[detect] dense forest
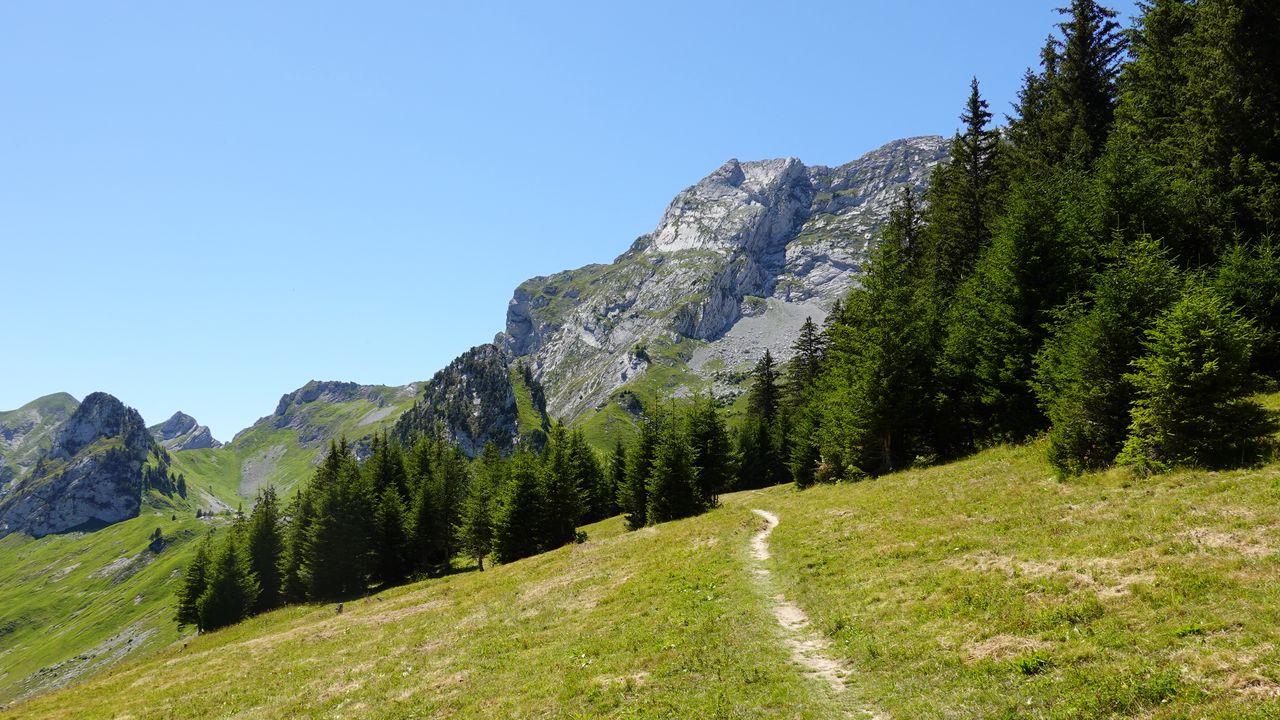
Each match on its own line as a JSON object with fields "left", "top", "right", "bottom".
{"left": 176, "top": 0, "right": 1280, "bottom": 632}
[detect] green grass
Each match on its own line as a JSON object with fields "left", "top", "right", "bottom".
{"left": 7, "top": 511, "right": 847, "bottom": 719}
{"left": 746, "top": 443, "right": 1280, "bottom": 718}
{"left": 0, "top": 512, "right": 214, "bottom": 704}
{"left": 509, "top": 368, "right": 548, "bottom": 437}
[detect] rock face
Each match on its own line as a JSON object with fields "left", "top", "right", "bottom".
{"left": 148, "top": 411, "right": 222, "bottom": 451}
{"left": 0, "top": 392, "right": 154, "bottom": 538}
{"left": 499, "top": 136, "right": 948, "bottom": 421}
{"left": 394, "top": 344, "right": 550, "bottom": 457}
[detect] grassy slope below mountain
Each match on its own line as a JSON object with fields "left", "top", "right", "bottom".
{"left": 12, "top": 399, "right": 1280, "bottom": 718}
{"left": 0, "top": 511, "right": 209, "bottom": 704}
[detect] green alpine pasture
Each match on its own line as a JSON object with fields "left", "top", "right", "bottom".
{"left": 9, "top": 434, "right": 1280, "bottom": 718}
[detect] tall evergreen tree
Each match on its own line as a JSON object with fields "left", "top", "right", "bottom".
{"left": 646, "top": 412, "right": 702, "bottom": 523}
{"left": 245, "top": 486, "right": 284, "bottom": 613}
{"left": 371, "top": 485, "right": 409, "bottom": 586}
{"left": 620, "top": 413, "right": 660, "bottom": 529}
{"left": 737, "top": 351, "right": 788, "bottom": 488}
{"left": 176, "top": 533, "right": 213, "bottom": 631}
{"left": 459, "top": 443, "right": 503, "bottom": 569}
{"left": 539, "top": 423, "right": 583, "bottom": 548}
{"left": 302, "top": 440, "right": 373, "bottom": 599}
{"left": 491, "top": 452, "right": 545, "bottom": 563}
{"left": 686, "top": 397, "right": 731, "bottom": 506}
{"left": 197, "top": 530, "right": 259, "bottom": 632}
{"left": 1034, "top": 237, "right": 1183, "bottom": 474}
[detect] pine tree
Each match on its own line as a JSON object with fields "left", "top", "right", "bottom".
{"left": 569, "top": 429, "right": 609, "bottom": 523}
{"left": 491, "top": 452, "right": 545, "bottom": 563}
{"left": 620, "top": 413, "right": 660, "bottom": 529}
{"left": 176, "top": 533, "right": 212, "bottom": 631}
{"left": 245, "top": 486, "right": 284, "bottom": 613}
{"left": 738, "top": 351, "right": 787, "bottom": 488}
{"left": 459, "top": 443, "right": 503, "bottom": 569}
{"left": 302, "top": 440, "right": 373, "bottom": 599}
{"left": 686, "top": 397, "right": 730, "bottom": 507}
{"left": 921, "top": 78, "right": 1005, "bottom": 298}
{"left": 1034, "top": 237, "right": 1183, "bottom": 475}
{"left": 197, "top": 530, "right": 260, "bottom": 632}
{"left": 646, "top": 411, "right": 702, "bottom": 523}
{"left": 1214, "top": 239, "right": 1280, "bottom": 378}
{"left": 536, "top": 423, "right": 582, "bottom": 549}
{"left": 786, "top": 317, "right": 825, "bottom": 401}
{"left": 1119, "top": 285, "right": 1277, "bottom": 472}
{"left": 817, "top": 188, "right": 934, "bottom": 475}
{"left": 371, "top": 485, "right": 409, "bottom": 586}
{"left": 608, "top": 438, "right": 627, "bottom": 514}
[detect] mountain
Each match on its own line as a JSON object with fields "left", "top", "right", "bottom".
{"left": 498, "top": 136, "right": 948, "bottom": 439}
{"left": 394, "top": 343, "right": 550, "bottom": 456}
{"left": 166, "top": 380, "right": 422, "bottom": 504}
{"left": 0, "top": 393, "right": 79, "bottom": 492}
{"left": 0, "top": 393, "right": 155, "bottom": 538}
{"left": 148, "top": 412, "right": 222, "bottom": 451}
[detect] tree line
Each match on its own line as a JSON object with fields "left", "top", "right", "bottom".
{"left": 175, "top": 401, "right": 738, "bottom": 632}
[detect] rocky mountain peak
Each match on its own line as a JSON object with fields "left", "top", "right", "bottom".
{"left": 0, "top": 392, "right": 154, "bottom": 538}
{"left": 500, "top": 135, "right": 949, "bottom": 422}
{"left": 50, "top": 392, "right": 150, "bottom": 461}
{"left": 149, "top": 411, "right": 223, "bottom": 451}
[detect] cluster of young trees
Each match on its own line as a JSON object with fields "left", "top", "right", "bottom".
{"left": 615, "top": 397, "right": 733, "bottom": 529}
{"left": 787, "top": 0, "right": 1279, "bottom": 482}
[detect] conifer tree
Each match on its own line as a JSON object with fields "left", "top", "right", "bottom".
{"left": 245, "top": 486, "right": 284, "bottom": 613}
{"left": 176, "top": 534, "right": 212, "bottom": 631}
{"left": 608, "top": 438, "right": 627, "bottom": 513}
{"left": 371, "top": 485, "right": 409, "bottom": 586}
{"left": 459, "top": 443, "right": 503, "bottom": 569}
{"left": 197, "top": 530, "right": 260, "bottom": 632}
{"left": 303, "top": 440, "right": 373, "bottom": 599}
{"left": 620, "top": 413, "right": 660, "bottom": 529}
{"left": 1119, "top": 285, "right": 1277, "bottom": 472}
{"left": 569, "top": 429, "right": 610, "bottom": 523}
{"left": 1034, "top": 237, "right": 1183, "bottom": 474}
{"left": 646, "top": 412, "right": 702, "bottom": 523}
{"left": 538, "top": 423, "right": 583, "bottom": 548}
{"left": 737, "top": 351, "right": 787, "bottom": 488}
{"left": 786, "top": 317, "right": 825, "bottom": 401}
{"left": 491, "top": 452, "right": 545, "bottom": 563}
{"left": 686, "top": 397, "right": 730, "bottom": 506}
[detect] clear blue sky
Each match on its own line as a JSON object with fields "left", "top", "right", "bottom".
{"left": 0, "top": 1, "right": 1138, "bottom": 440}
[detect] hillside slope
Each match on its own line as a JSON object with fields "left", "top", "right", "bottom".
{"left": 10, "top": 439, "right": 1279, "bottom": 719}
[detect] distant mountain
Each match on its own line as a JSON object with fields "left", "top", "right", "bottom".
{"left": 0, "top": 392, "right": 79, "bottom": 491}
{"left": 164, "top": 380, "right": 423, "bottom": 503}
{"left": 149, "top": 411, "right": 222, "bottom": 451}
{"left": 494, "top": 136, "right": 948, "bottom": 442}
{"left": 0, "top": 393, "right": 155, "bottom": 538}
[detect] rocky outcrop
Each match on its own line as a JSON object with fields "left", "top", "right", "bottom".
{"left": 148, "top": 412, "right": 222, "bottom": 451}
{"left": 500, "top": 136, "right": 948, "bottom": 420}
{"left": 0, "top": 393, "right": 154, "bottom": 538}
{"left": 394, "top": 344, "right": 549, "bottom": 457}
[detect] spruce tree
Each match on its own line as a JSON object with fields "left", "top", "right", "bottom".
{"left": 491, "top": 452, "right": 545, "bottom": 563}
{"left": 197, "top": 531, "right": 260, "bottom": 632}
{"left": 245, "top": 486, "right": 284, "bottom": 613}
{"left": 302, "top": 441, "right": 373, "bottom": 599}
{"left": 539, "top": 423, "right": 582, "bottom": 548}
{"left": 176, "top": 534, "right": 212, "bottom": 631}
{"left": 1034, "top": 237, "right": 1183, "bottom": 475}
{"left": 459, "top": 443, "right": 503, "bottom": 569}
{"left": 686, "top": 397, "right": 730, "bottom": 507}
{"left": 646, "top": 410, "right": 702, "bottom": 523}
{"left": 620, "top": 413, "right": 660, "bottom": 529}
{"left": 1119, "top": 285, "right": 1277, "bottom": 472}
{"left": 371, "top": 485, "right": 409, "bottom": 586}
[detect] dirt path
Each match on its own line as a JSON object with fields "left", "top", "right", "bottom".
{"left": 749, "top": 509, "right": 884, "bottom": 719}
